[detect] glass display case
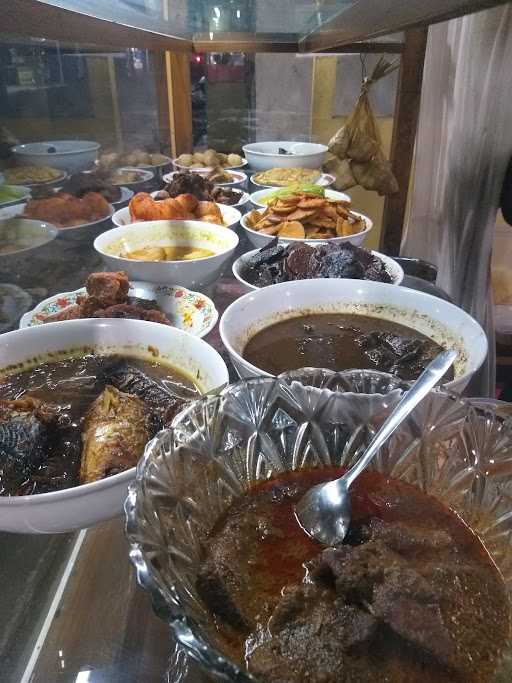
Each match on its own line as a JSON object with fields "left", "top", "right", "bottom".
{"left": 1, "top": 2, "right": 510, "bottom": 682}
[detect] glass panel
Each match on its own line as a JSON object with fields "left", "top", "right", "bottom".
{"left": 27, "top": 0, "right": 355, "bottom": 39}
{"left": 0, "top": 34, "right": 404, "bottom": 682}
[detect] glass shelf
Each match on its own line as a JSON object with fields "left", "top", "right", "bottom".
{"left": 5, "top": 0, "right": 506, "bottom": 52}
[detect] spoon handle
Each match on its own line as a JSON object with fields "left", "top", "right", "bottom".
{"left": 343, "top": 349, "right": 457, "bottom": 490}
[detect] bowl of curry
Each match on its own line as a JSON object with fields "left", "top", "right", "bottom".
{"left": 218, "top": 278, "right": 487, "bottom": 393}
{"left": 126, "top": 370, "right": 512, "bottom": 683}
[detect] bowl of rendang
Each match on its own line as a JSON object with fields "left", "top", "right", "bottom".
{"left": 0, "top": 317, "right": 229, "bottom": 533}
{"left": 219, "top": 278, "right": 487, "bottom": 392}
{"left": 94, "top": 219, "right": 239, "bottom": 288}
{"left": 126, "top": 370, "right": 512, "bottom": 683}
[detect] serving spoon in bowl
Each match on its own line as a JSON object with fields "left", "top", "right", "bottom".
{"left": 295, "top": 349, "right": 457, "bottom": 547}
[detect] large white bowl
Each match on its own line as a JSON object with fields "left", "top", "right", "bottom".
{"left": 95, "top": 219, "right": 239, "bottom": 288}
{"left": 232, "top": 247, "right": 404, "bottom": 293}
{"left": 240, "top": 208, "right": 372, "bottom": 248}
{"left": 243, "top": 141, "right": 328, "bottom": 171}
{"left": 219, "top": 279, "right": 488, "bottom": 393}
{"left": 0, "top": 318, "right": 229, "bottom": 534}
{"left": 112, "top": 202, "right": 241, "bottom": 230}
{"left": 12, "top": 140, "right": 100, "bottom": 173}
{"left": 0, "top": 201, "right": 114, "bottom": 242}
{"left": 250, "top": 187, "right": 351, "bottom": 209}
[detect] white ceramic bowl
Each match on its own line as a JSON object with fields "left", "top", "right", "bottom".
{"left": 232, "top": 247, "right": 404, "bottom": 293}
{"left": 95, "top": 220, "right": 239, "bottom": 288}
{"left": 219, "top": 279, "right": 487, "bottom": 393}
{"left": 12, "top": 140, "right": 100, "bottom": 173}
{"left": 243, "top": 141, "right": 328, "bottom": 171}
{"left": 112, "top": 202, "right": 241, "bottom": 230}
{"left": 109, "top": 166, "right": 155, "bottom": 191}
{"left": 250, "top": 172, "right": 335, "bottom": 189}
{"left": 20, "top": 282, "right": 218, "bottom": 338}
{"left": 250, "top": 187, "right": 350, "bottom": 209}
{"left": 0, "top": 184, "right": 32, "bottom": 208}
{"left": 0, "top": 201, "right": 114, "bottom": 242}
{"left": 0, "top": 218, "right": 58, "bottom": 262}
{"left": 0, "top": 318, "right": 229, "bottom": 534}
{"left": 163, "top": 169, "right": 247, "bottom": 189}
{"left": 240, "top": 209, "right": 372, "bottom": 249}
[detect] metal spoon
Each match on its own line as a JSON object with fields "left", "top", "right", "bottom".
{"left": 295, "top": 349, "right": 457, "bottom": 547}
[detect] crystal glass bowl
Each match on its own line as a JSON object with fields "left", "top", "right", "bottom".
{"left": 125, "top": 370, "right": 512, "bottom": 682}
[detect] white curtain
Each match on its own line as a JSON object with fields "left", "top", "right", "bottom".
{"left": 401, "top": 4, "right": 512, "bottom": 396}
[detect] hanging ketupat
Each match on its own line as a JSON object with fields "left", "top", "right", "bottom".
{"left": 325, "top": 57, "right": 399, "bottom": 196}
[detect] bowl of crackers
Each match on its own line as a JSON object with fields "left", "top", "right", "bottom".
{"left": 240, "top": 190, "right": 372, "bottom": 248}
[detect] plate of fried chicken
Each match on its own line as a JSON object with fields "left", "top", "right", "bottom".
{"left": 19, "top": 271, "right": 218, "bottom": 337}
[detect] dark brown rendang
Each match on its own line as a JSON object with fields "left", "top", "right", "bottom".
{"left": 243, "top": 313, "right": 453, "bottom": 381}
{"left": 197, "top": 468, "right": 510, "bottom": 682}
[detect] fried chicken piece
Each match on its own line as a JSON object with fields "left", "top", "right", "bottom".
{"left": 196, "top": 201, "right": 222, "bottom": 222}
{"left": 23, "top": 192, "right": 110, "bottom": 227}
{"left": 129, "top": 192, "right": 188, "bottom": 221}
{"left": 174, "top": 193, "right": 198, "bottom": 213}
{"left": 85, "top": 271, "right": 129, "bottom": 307}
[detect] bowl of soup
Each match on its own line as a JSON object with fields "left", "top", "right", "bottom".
{"left": 219, "top": 279, "right": 487, "bottom": 392}
{"left": 0, "top": 318, "right": 229, "bottom": 533}
{"left": 126, "top": 370, "right": 512, "bottom": 682}
{"left": 94, "top": 220, "right": 239, "bottom": 288}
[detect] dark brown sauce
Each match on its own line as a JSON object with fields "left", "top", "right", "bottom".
{"left": 198, "top": 468, "right": 510, "bottom": 683}
{"left": 0, "top": 355, "right": 198, "bottom": 495}
{"left": 243, "top": 313, "right": 454, "bottom": 382}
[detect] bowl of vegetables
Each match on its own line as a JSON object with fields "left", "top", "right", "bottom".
{"left": 0, "top": 184, "right": 31, "bottom": 208}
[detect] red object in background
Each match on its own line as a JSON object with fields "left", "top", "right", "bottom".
{"left": 207, "top": 64, "right": 245, "bottom": 82}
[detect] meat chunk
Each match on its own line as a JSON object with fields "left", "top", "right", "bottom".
{"left": 91, "top": 302, "right": 170, "bottom": 325}
{"left": 85, "top": 271, "right": 129, "bottom": 306}
{"left": 43, "top": 304, "right": 82, "bottom": 322}
{"left": 372, "top": 573, "right": 455, "bottom": 671}
{"left": 249, "top": 585, "right": 377, "bottom": 683}
{"left": 306, "top": 540, "right": 402, "bottom": 603}
{"left": 366, "top": 518, "right": 452, "bottom": 554}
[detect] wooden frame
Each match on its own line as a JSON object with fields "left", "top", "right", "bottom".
{"left": 380, "top": 29, "right": 428, "bottom": 255}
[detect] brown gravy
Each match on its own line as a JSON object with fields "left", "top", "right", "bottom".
{"left": 197, "top": 468, "right": 510, "bottom": 682}
{"left": 243, "top": 313, "right": 454, "bottom": 381}
{"left": 0, "top": 354, "right": 198, "bottom": 495}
